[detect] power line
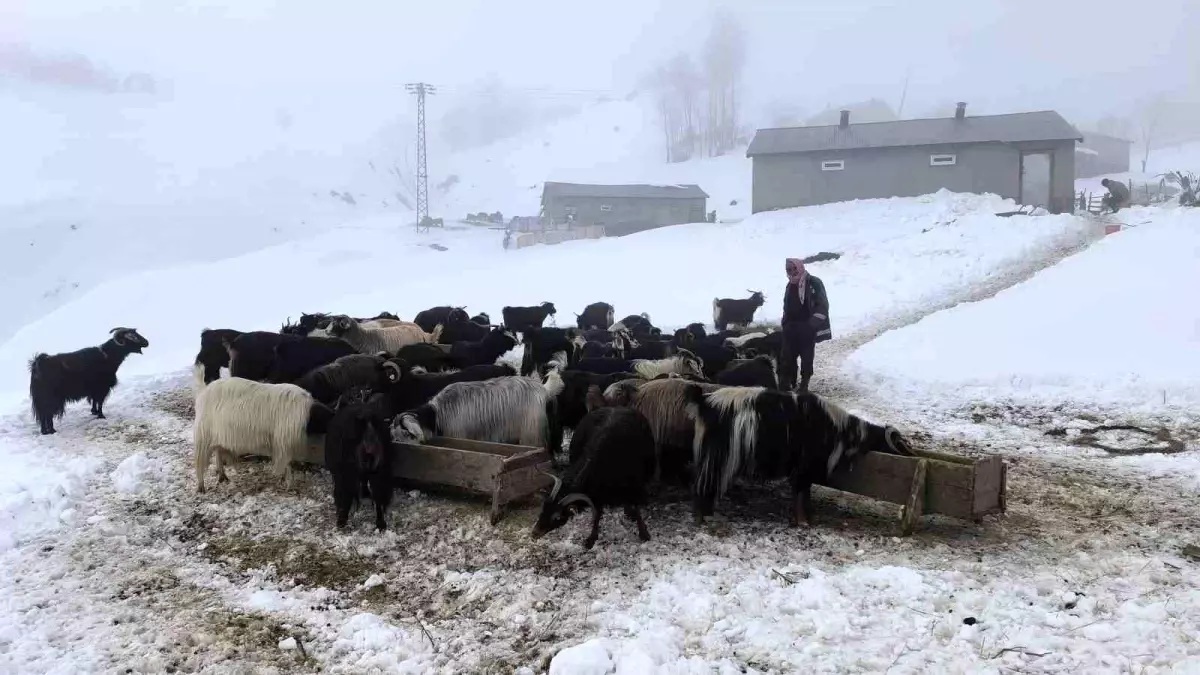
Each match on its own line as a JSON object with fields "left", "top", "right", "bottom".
{"left": 405, "top": 82, "right": 436, "bottom": 231}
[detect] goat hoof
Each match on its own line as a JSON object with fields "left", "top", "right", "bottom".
{"left": 40, "top": 428, "right": 56, "bottom": 435}
{"left": 217, "top": 474, "right": 229, "bottom": 484}
{"left": 582, "top": 538, "right": 597, "bottom": 550}
{"left": 638, "top": 531, "right": 651, "bottom": 542}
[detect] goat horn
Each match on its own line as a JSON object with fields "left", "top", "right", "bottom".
{"left": 556, "top": 492, "right": 594, "bottom": 510}
{"left": 538, "top": 469, "right": 562, "bottom": 499}
{"left": 382, "top": 360, "right": 403, "bottom": 382}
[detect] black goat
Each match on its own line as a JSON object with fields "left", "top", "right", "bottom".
{"left": 437, "top": 318, "right": 491, "bottom": 345}
{"left": 393, "top": 343, "right": 457, "bottom": 373}
{"left": 225, "top": 331, "right": 297, "bottom": 381}
{"left": 680, "top": 342, "right": 737, "bottom": 379}
{"left": 627, "top": 338, "right": 672, "bottom": 360}
{"left": 685, "top": 386, "right": 914, "bottom": 526}
{"left": 194, "top": 328, "right": 243, "bottom": 386}
{"left": 448, "top": 326, "right": 518, "bottom": 368}
{"left": 580, "top": 341, "right": 619, "bottom": 359}
{"left": 737, "top": 332, "right": 786, "bottom": 359}
{"left": 712, "top": 291, "right": 765, "bottom": 331}
{"left": 29, "top": 328, "right": 150, "bottom": 435}
{"left": 294, "top": 353, "right": 389, "bottom": 405}
{"left": 263, "top": 336, "right": 358, "bottom": 383}
{"left": 556, "top": 370, "right": 638, "bottom": 429}
{"left": 324, "top": 395, "right": 395, "bottom": 531}
{"left": 413, "top": 306, "right": 469, "bottom": 334}
{"left": 531, "top": 395, "right": 655, "bottom": 549}
{"left": 576, "top": 302, "right": 615, "bottom": 330}
{"left": 502, "top": 302, "right": 557, "bottom": 335}
{"left": 715, "top": 356, "right": 778, "bottom": 389}
{"left": 469, "top": 313, "right": 491, "bottom": 326}
{"left": 520, "top": 326, "right": 578, "bottom": 376}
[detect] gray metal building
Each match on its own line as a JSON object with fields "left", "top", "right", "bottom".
{"left": 747, "top": 104, "right": 1083, "bottom": 214}
{"left": 540, "top": 182, "right": 708, "bottom": 233}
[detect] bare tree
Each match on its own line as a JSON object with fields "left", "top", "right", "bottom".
{"left": 1138, "top": 95, "right": 1166, "bottom": 173}
{"left": 702, "top": 8, "right": 747, "bottom": 157}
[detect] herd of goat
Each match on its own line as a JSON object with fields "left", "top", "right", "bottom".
{"left": 27, "top": 295, "right": 913, "bottom": 549}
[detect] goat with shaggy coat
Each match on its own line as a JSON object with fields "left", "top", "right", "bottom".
{"left": 194, "top": 328, "right": 243, "bottom": 388}
{"left": 713, "top": 291, "right": 766, "bottom": 331}
{"left": 556, "top": 370, "right": 638, "bottom": 429}
{"left": 501, "top": 302, "right": 557, "bottom": 335}
{"left": 532, "top": 388, "right": 655, "bottom": 549}
{"left": 573, "top": 349, "right": 704, "bottom": 381}
{"left": 294, "top": 353, "right": 389, "bottom": 405}
{"left": 193, "top": 377, "right": 334, "bottom": 492}
{"left": 324, "top": 395, "right": 395, "bottom": 530}
{"left": 391, "top": 371, "right": 564, "bottom": 454}
{"left": 393, "top": 343, "right": 457, "bottom": 373}
{"left": 264, "top": 336, "right": 358, "bottom": 384}
{"left": 225, "top": 331, "right": 297, "bottom": 382}
{"left": 282, "top": 312, "right": 399, "bottom": 337}
{"left": 684, "top": 386, "right": 914, "bottom": 526}
{"left": 576, "top": 302, "right": 615, "bottom": 330}
{"left": 29, "top": 327, "right": 149, "bottom": 435}
{"left": 715, "top": 356, "right": 778, "bottom": 389}
{"left": 519, "top": 326, "right": 578, "bottom": 376}
{"left": 378, "top": 360, "right": 517, "bottom": 413}
{"left": 412, "top": 306, "right": 469, "bottom": 334}
{"left": 327, "top": 315, "right": 442, "bottom": 353}
{"left": 469, "top": 313, "right": 490, "bottom": 326}
{"left": 602, "top": 377, "right": 725, "bottom": 483}
{"left": 447, "top": 326, "right": 517, "bottom": 368}
{"left": 437, "top": 318, "right": 491, "bottom": 345}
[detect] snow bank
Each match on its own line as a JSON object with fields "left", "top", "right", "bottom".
{"left": 550, "top": 555, "right": 1200, "bottom": 673}
{"left": 0, "top": 430, "right": 104, "bottom": 552}
{"left": 110, "top": 451, "right": 163, "bottom": 496}
{"left": 0, "top": 191, "right": 1093, "bottom": 411}
{"left": 846, "top": 207, "right": 1200, "bottom": 411}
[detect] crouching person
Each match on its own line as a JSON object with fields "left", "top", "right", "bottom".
{"left": 778, "top": 258, "right": 831, "bottom": 392}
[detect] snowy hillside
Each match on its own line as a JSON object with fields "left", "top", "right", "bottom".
{"left": 433, "top": 100, "right": 752, "bottom": 222}
{"left": 846, "top": 205, "right": 1200, "bottom": 411}
{"left": 0, "top": 191, "right": 1091, "bottom": 411}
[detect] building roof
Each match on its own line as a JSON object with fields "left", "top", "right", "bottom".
{"left": 541, "top": 182, "right": 708, "bottom": 200}
{"left": 746, "top": 110, "right": 1083, "bottom": 156}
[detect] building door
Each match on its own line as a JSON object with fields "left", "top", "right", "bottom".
{"left": 1020, "top": 152, "right": 1052, "bottom": 208}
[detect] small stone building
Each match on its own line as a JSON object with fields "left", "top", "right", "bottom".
{"left": 747, "top": 104, "right": 1083, "bottom": 214}
{"left": 540, "top": 182, "right": 708, "bottom": 232}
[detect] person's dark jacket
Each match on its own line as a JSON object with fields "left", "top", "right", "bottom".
{"left": 1105, "top": 180, "right": 1130, "bottom": 203}
{"left": 782, "top": 275, "right": 831, "bottom": 343}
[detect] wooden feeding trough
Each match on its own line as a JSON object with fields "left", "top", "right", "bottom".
{"left": 295, "top": 437, "right": 553, "bottom": 525}
{"left": 820, "top": 448, "right": 1007, "bottom": 535}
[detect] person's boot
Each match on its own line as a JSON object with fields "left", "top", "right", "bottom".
{"left": 797, "top": 374, "right": 811, "bottom": 393}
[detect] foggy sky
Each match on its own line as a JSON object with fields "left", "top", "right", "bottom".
{"left": 3, "top": 0, "right": 1195, "bottom": 126}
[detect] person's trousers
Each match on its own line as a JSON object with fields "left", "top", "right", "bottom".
{"left": 778, "top": 322, "right": 815, "bottom": 390}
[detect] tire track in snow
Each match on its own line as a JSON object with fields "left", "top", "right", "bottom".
{"left": 813, "top": 217, "right": 1109, "bottom": 411}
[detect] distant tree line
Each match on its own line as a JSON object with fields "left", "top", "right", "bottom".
{"left": 645, "top": 9, "right": 747, "bottom": 163}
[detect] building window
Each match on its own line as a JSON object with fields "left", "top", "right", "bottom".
{"left": 821, "top": 160, "right": 845, "bottom": 171}
{"left": 600, "top": 204, "right": 612, "bottom": 212}
{"left": 930, "top": 153, "right": 957, "bottom": 166}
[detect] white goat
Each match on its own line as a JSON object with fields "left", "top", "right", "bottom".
{"left": 194, "top": 377, "right": 322, "bottom": 492}
{"left": 632, "top": 348, "right": 705, "bottom": 380}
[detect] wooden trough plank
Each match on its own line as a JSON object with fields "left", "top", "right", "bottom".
{"left": 422, "top": 437, "right": 538, "bottom": 458}
{"left": 973, "top": 456, "right": 1006, "bottom": 516}
{"left": 920, "top": 460, "right": 978, "bottom": 520}
{"left": 823, "top": 452, "right": 921, "bottom": 506}
{"left": 394, "top": 442, "right": 498, "bottom": 495}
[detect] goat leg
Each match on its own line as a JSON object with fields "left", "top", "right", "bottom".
{"left": 89, "top": 398, "right": 106, "bottom": 418}
{"left": 624, "top": 505, "right": 651, "bottom": 542}
{"left": 582, "top": 506, "right": 603, "bottom": 550}
{"left": 333, "top": 477, "right": 355, "bottom": 529}
{"left": 790, "top": 481, "right": 814, "bottom": 527}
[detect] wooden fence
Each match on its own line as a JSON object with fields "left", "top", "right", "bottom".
{"left": 1077, "top": 178, "right": 1177, "bottom": 214}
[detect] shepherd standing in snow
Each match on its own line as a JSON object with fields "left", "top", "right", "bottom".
{"left": 779, "top": 258, "right": 831, "bottom": 392}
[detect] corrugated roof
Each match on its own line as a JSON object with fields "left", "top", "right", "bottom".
{"left": 541, "top": 182, "right": 708, "bottom": 200}
{"left": 746, "top": 111, "right": 1082, "bottom": 156}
